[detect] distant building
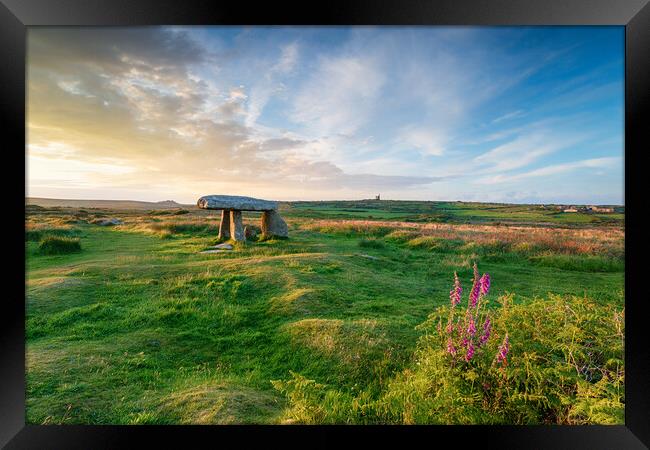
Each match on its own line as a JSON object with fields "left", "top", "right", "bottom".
{"left": 375, "top": 194, "right": 380, "bottom": 200}
{"left": 563, "top": 208, "right": 578, "bottom": 213}
{"left": 586, "top": 205, "right": 615, "bottom": 213}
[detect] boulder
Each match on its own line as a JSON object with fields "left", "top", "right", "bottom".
{"left": 261, "top": 210, "right": 288, "bottom": 238}
{"left": 90, "top": 218, "right": 123, "bottom": 226}
{"left": 244, "top": 225, "right": 258, "bottom": 240}
{"left": 197, "top": 195, "right": 278, "bottom": 211}
{"left": 212, "top": 243, "right": 234, "bottom": 250}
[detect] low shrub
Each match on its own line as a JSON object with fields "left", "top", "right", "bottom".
{"left": 38, "top": 236, "right": 82, "bottom": 255}
{"left": 477, "top": 239, "right": 512, "bottom": 255}
{"left": 383, "top": 230, "right": 420, "bottom": 244}
{"left": 309, "top": 223, "right": 394, "bottom": 238}
{"left": 358, "top": 238, "right": 385, "bottom": 249}
{"left": 406, "top": 236, "right": 464, "bottom": 253}
{"left": 158, "top": 229, "right": 173, "bottom": 239}
{"left": 273, "top": 265, "right": 624, "bottom": 425}
{"left": 25, "top": 226, "right": 81, "bottom": 242}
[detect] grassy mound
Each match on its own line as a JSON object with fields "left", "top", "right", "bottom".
{"left": 38, "top": 236, "right": 82, "bottom": 255}
{"left": 26, "top": 226, "right": 81, "bottom": 242}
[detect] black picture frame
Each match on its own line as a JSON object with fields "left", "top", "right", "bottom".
{"left": 2, "top": 0, "right": 648, "bottom": 448}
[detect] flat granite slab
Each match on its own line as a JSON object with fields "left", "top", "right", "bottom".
{"left": 197, "top": 195, "right": 278, "bottom": 211}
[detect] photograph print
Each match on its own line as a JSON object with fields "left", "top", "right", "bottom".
{"left": 26, "top": 26, "right": 624, "bottom": 425}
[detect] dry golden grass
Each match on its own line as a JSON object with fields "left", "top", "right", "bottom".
{"left": 158, "top": 381, "right": 279, "bottom": 424}
{"left": 301, "top": 219, "right": 624, "bottom": 258}
{"left": 284, "top": 318, "right": 386, "bottom": 366}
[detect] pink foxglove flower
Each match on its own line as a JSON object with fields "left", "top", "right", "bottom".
{"left": 446, "top": 338, "right": 457, "bottom": 356}
{"left": 469, "top": 263, "right": 480, "bottom": 307}
{"left": 496, "top": 333, "right": 510, "bottom": 366}
{"left": 467, "top": 317, "right": 477, "bottom": 336}
{"left": 479, "top": 273, "right": 491, "bottom": 297}
{"left": 465, "top": 340, "right": 475, "bottom": 361}
{"left": 478, "top": 315, "right": 491, "bottom": 347}
{"left": 445, "top": 321, "right": 454, "bottom": 334}
{"left": 449, "top": 272, "right": 462, "bottom": 307}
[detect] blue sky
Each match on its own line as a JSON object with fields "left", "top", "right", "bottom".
{"left": 27, "top": 26, "right": 624, "bottom": 204}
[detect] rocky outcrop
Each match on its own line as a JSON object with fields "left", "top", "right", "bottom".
{"left": 90, "top": 218, "right": 123, "bottom": 226}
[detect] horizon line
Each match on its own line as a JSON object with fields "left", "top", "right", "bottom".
{"left": 25, "top": 196, "right": 625, "bottom": 207}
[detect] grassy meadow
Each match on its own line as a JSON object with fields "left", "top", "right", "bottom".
{"left": 25, "top": 200, "right": 625, "bottom": 424}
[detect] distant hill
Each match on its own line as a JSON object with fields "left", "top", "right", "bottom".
{"left": 26, "top": 197, "right": 196, "bottom": 210}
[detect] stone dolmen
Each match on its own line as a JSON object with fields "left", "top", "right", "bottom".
{"left": 197, "top": 195, "right": 288, "bottom": 242}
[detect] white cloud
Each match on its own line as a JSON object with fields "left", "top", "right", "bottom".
{"left": 491, "top": 109, "right": 525, "bottom": 124}
{"left": 398, "top": 127, "right": 446, "bottom": 156}
{"left": 474, "top": 133, "right": 583, "bottom": 173}
{"left": 229, "top": 87, "right": 247, "bottom": 100}
{"left": 476, "top": 157, "right": 621, "bottom": 184}
{"left": 290, "top": 55, "right": 385, "bottom": 136}
{"left": 275, "top": 42, "right": 298, "bottom": 74}
{"left": 244, "top": 42, "right": 299, "bottom": 127}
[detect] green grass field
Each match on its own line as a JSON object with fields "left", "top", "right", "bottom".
{"left": 25, "top": 201, "right": 625, "bottom": 424}
{"left": 284, "top": 200, "right": 624, "bottom": 226}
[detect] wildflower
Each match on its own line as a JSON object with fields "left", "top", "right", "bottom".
{"left": 467, "top": 317, "right": 477, "bottom": 336}
{"left": 446, "top": 338, "right": 457, "bottom": 356}
{"left": 469, "top": 263, "right": 480, "bottom": 307}
{"left": 495, "top": 333, "right": 510, "bottom": 366}
{"left": 469, "top": 285, "right": 480, "bottom": 307}
{"left": 445, "top": 321, "right": 454, "bottom": 334}
{"left": 449, "top": 272, "right": 462, "bottom": 307}
{"left": 465, "top": 340, "right": 475, "bottom": 361}
{"left": 478, "top": 315, "right": 491, "bottom": 347}
{"left": 479, "top": 273, "right": 491, "bottom": 297}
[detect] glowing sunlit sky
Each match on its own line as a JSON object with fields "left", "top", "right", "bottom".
{"left": 27, "top": 26, "right": 624, "bottom": 204}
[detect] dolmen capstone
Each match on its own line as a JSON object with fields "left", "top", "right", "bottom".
{"left": 197, "top": 195, "right": 288, "bottom": 242}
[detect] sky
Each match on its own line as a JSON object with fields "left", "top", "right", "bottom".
{"left": 26, "top": 26, "right": 624, "bottom": 205}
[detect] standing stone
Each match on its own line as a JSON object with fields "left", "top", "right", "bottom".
{"left": 261, "top": 210, "right": 288, "bottom": 238}
{"left": 230, "top": 210, "right": 245, "bottom": 242}
{"left": 218, "top": 210, "right": 231, "bottom": 240}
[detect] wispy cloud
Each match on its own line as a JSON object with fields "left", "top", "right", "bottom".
{"left": 476, "top": 157, "right": 621, "bottom": 184}
{"left": 491, "top": 110, "right": 525, "bottom": 124}
{"left": 290, "top": 53, "right": 385, "bottom": 137}
{"left": 473, "top": 132, "right": 585, "bottom": 173}
{"left": 397, "top": 126, "right": 447, "bottom": 156}
{"left": 245, "top": 42, "right": 299, "bottom": 127}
